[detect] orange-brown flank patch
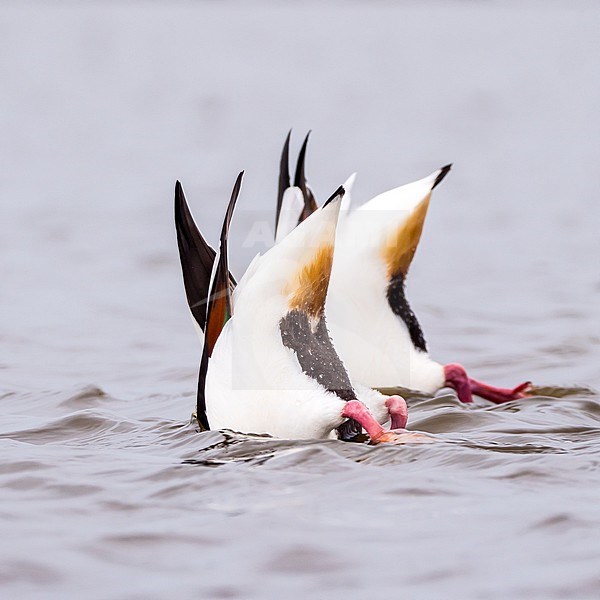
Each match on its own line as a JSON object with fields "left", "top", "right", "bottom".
{"left": 381, "top": 194, "right": 431, "bottom": 278}
{"left": 286, "top": 243, "right": 335, "bottom": 318}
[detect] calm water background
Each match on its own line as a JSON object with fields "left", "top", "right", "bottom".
{"left": 1, "top": 2, "right": 600, "bottom": 598}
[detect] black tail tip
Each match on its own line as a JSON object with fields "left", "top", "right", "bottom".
{"left": 175, "top": 180, "right": 185, "bottom": 207}
{"left": 282, "top": 130, "right": 292, "bottom": 154}
{"left": 432, "top": 164, "right": 452, "bottom": 190}
{"left": 323, "top": 185, "right": 345, "bottom": 207}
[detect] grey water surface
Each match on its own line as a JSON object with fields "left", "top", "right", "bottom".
{"left": 1, "top": 2, "right": 600, "bottom": 598}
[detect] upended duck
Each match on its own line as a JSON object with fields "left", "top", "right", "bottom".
{"left": 276, "top": 132, "right": 532, "bottom": 404}
{"left": 175, "top": 173, "right": 416, "bottom": 443}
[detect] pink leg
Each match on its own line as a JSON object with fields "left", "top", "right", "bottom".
{"left": 342, "top": 400, "right": 406, "bottom": 444}
{"left": 444, "top": 363, "right": 532, "bottom": 405}
{"left": 342, "top": 400, "right": 384, "bottom": 441}
{"left": 385, "top": 395, "right": 408, "bottom": 429}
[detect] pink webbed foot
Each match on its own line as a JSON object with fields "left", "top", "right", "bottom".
{"left": 372, "top": 430, "right": 433, "bottom": 445}
{"left": 342, "top": 399, "right": 430, "bottom": 445}
{"left": 443, "top": 363, "right": 533, "bottom": 405}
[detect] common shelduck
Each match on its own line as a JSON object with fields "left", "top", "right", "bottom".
{"left": 275, "top": 133, "right": 532, "bottom": 405}
{"left": 175, "top": 173, "right": 414, "bottom": 442}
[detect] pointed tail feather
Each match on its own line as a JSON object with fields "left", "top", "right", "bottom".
{"left": 275, "top": 129, "right": 292, "bottom": 239}
{"left": 196, "top": 171, "right": 244, "bottom": 427}
{"left": 175, "top": 181, "right": 218, "bottom": 332}
{"left": 175, "top": 181, "right": 236, "bottom": 333}
{"left": 294, "top": 131, "right": 318, "bottom": 222}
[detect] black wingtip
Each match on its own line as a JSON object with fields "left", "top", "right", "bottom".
{"left": 322, "top": 185, "right": 345, "bottom": 208}
{"left": 220, "top": 171, "right": 244, "bottom": 244}
{"left": 281, "top": 132, "right": 291, "bottom": 182}
{"left": 276, "top": 133, "right": 292, "bottom": 236}
{"left": 174, "top": 180, "right": 185, "bottom": 218}
{"left": 432, "top": 164, "right": 452, "bottom": 190}
{"left": 294, "top": 131, "right": 312, "bottom": 188}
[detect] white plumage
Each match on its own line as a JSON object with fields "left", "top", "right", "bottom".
{"left": 273, "top": 135, "right": 531, "bottom": 405}
{"left": 206, "top": 197, "right": 350, "bottom": 439}
{"left": 177, "top": 173, "right": 414, "bottom": 442}
{"left": 327, "top": 169, "right": 446, "bottom": 392}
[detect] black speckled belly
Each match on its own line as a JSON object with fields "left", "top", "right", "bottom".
{"left": 280, "top": 310, "right": 363, "bottom": 441}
